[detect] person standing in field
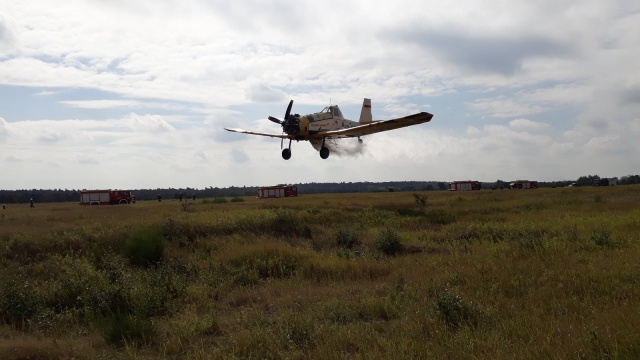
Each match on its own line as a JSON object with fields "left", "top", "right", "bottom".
{"left": 30, "top": 198, "right": 35, "bottom": 208}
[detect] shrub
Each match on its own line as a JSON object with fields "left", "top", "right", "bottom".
{"left": 434, "top": 289, "right": 481, "bottom": 329}
{"left": 375, "top": 229, "right": 403, "bottom": 256}
{"left": 0, "top": 278, "right": 42, "bottom": 327}
{"left": 591, "top": 229, "right": 613, "bottom": 248}
{"left": 225, "top": 243, "right": 302, "bottom": 279}
{"left": 413, "top": 193, "right": 428, "bottom": 207}
{"left": 230, "top": 197, "right": 244, "bottom": 203}
{"left": 424, "top": 209, "right": 456, "bottom": 225}
{"left": 269, "top": 208, "right": 312, "bottom": 238}
{"left": 96, "top": 311, "right": 154, "bottom": 346}
{"left": 124, "top": 227, "right": 165, "bottom": 267}
{"left": 335, "top": 228, "right": 360, "bottom": 249}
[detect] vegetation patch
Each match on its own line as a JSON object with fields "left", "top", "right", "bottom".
{"left": 375, "top": 228, "right": 404, "bottom": 255}
{"left": 221, "top": 242, "right": 303, "bottom": 279}
{"left": 2, "top": 186, "right": 640, "bottom": 358}
{"left": 434, "top": 289, "right": 483, "bottom": 329}
{"left": 124, "top": 226, "right": 165, "bottom": 266}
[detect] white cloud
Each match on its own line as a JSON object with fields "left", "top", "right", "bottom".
{"left": 509, "top": 118, "right": 549, "bottom": 131}
{"left": 1, "top": 0, "right": 640, "bottom": 189}
{"left": 0, "top": 117, "right": 10, "bottom": 138}
{"left": 125, "top": 113, "right": 175, "bottom": 133}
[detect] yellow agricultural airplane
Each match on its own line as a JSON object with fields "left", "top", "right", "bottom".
{"left": 224, "top": 98, "right": 433, "bottom": 160}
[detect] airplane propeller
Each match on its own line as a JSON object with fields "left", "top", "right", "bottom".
{"left": 268, "top": 99, "right": 301, "bottom": 140}
{"left": 268, "top": 100, "right": 293, "bottom": 125}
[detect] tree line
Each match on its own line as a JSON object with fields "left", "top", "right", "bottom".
{"left": 2, "top": 175, "right": 639, "bottom": 204}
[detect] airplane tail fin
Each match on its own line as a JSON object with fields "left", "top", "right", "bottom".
{"left": 359, "top": 98, "right": 372, "bottom": 124}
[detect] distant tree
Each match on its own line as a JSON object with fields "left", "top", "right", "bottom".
{"left": 576, "top": 175, "right": 600, "bottom": 186}
{"left": 620, "top": 175, "right": 640, "bottom": 185}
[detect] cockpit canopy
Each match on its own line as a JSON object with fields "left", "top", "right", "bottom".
{"left": 320, "top": 105, "right": 343, "bottom": 118}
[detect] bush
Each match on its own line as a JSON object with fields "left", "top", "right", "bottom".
{"left": 0, "top": 278, "right": 42, "bottom": 327}
{"left": 434, "top": 289, "right": 481, "bottom": 329}
{"left": 225, "top": 243, "right": 301, "bottom": 279}
{"left": 335, "top": 228, "right": 360, "bottom": 249}
{"left": 124, "top": 227, "right": 165, "bottom": 267}
{"left": 375, "top": 229, "right": 403, "bottom": 256}
{"left": 230, "top": 197, "right": 244, "bottom": 203}
{"left": 591, "top": 229, "right": 613, "bottom": 248}
{"left": 424, "top": 209, "right": 456, "bottom": 225}
{"left": 269, "top": 208, "right": 312, "bottom": 238}
{"left": 96, "top": 311, "right": 154, "bottom": 346}
{"left": 413, "top": 193, "right": 428, "bottom": 207}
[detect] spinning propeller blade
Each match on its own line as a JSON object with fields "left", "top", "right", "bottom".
{"left": 268, "top": 100, "right": 294, "bottom": 126}
{"left": 268, "top": 116, "right": 283, "bottom": 124}
{"left": 284, "top": 100, "right": 293, "bottom": 121}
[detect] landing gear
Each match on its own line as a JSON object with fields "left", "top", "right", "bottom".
{"left": 319, "top": 138, "right": 330, "bottom": 159}
{"left": 320, "top": 146, "right": 329, "bottom": 159}
{"left": 358, "top": 137, "right": 363, "bottom": 144}
{"left": 282, "top": 148, "right": 291, "bottom": 160}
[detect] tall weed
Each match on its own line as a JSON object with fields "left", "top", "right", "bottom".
{"left": 124, "top": 226, "right": 165, "bottom": 266}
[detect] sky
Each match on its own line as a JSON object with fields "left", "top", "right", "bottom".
{"left": 1, "top": 1, "right": 639, "bottom": 190}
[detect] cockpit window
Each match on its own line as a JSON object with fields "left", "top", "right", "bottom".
{"left": 320, "top": 105, "right": 343, "bottom": 117}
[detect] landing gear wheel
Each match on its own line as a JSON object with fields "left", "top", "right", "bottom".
{"left": 358, "top": 138, "right": 363, "bottom": 144}
{"left": 282, "top": 148, "right": 292, "bottom": 160}
{"left": 320, "top": 146, "right": 330, "bottom": 159}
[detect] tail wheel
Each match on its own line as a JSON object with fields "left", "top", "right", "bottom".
{"left": 282, "top": 148, "right": 292, "bottom": 160}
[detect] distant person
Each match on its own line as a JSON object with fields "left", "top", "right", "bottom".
{"left": 157, "top": 194, "right": 162, "bottom": 202}
{"left": 192, "top": 193, "right": 196, "bottom": 201}
{"left": 2, "top": 203, "right": 5, "bottom": 209}
{"left": 179, "top": 193, "right": 184, "bottom": 202}
{"left": 30, "top": 198, "right": 35, "bottom": 208}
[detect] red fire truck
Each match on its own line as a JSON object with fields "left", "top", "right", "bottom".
{"left": 257, "top": 185, "right": 298, "bottom": 199}
{"left": 508, "top": 180, "right": 538, "bottom": 189}
{"left": 79, "top": 190, "right": 134, "bottom": 205}
{"left": 449, "top": 181, "right": 481, "bottom": 191}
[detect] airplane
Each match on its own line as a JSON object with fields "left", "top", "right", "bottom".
{"left": 224, "top": 98, "right": 433, "bottom": 160}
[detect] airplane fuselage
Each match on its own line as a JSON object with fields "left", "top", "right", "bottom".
{"left": 287, "top": 106, "right": 364, "bottom": 140}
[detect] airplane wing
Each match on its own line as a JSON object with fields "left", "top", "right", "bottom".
{"left": 224, "top": 128, "right": 294, "bottom": 139}
{"left": 313, "top": 111, "right": 433, "bottom": 138}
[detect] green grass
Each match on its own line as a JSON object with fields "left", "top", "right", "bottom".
{"left": 1, "top": 187, "right": 640, "bottom": 358}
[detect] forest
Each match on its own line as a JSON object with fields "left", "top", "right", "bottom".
{"left": 1, "top": 174, "right": 639, "bottom": 204}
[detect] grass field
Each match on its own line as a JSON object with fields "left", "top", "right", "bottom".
{"left": 1, "top": 186, "right": 639, "bottom": 359}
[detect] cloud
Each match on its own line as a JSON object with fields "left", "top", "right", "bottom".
{"left": 230, "top": 148, "right": 249, "bottom": 163}
{"left": 246, "top": 83, "right": 286, "bottom": 103}
{"left": 0, "top": 117, "right": 10, "bottom": 138}
{"left": 125, "top": 113, "right": 175, "bottom": 133}
{"left": 1, "top": 1, "right": 640, "bottom": 189}
{"left": 387, "top": 27, "right": 575, "bottom": 76}
{"left": 469, "top": 96, "right": 545, "bottom": 118}
{"left": 509, "top": 118, "right": 549, "bottom": 131}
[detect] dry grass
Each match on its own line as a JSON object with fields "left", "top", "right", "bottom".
{"left": 1, "top": 186, "right": 640, "bottom": 359}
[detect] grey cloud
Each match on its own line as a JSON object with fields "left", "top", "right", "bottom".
{"left": 231, "top": 148, "right": 249, "bottom": 163}
{"left": 620, "top": 86, "right": 640, "bottom": 105}
{"left": 247, "top": 83, "right": 286, "bottom": 103}
{"left": 386, "top": 27, "right": 576, "bottom": 76}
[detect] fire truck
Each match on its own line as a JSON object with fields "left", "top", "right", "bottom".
{"left": 79, "top": 190, "right": 134, "bottom": 205}
{"left": 257, "top": 185, "right": 298, "bottom": 199}
{"left": 448, "top": 181, "right": 481, "bottom": 191}
{"left": 508, "top": 180, "right": 538, "bottom": 189}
